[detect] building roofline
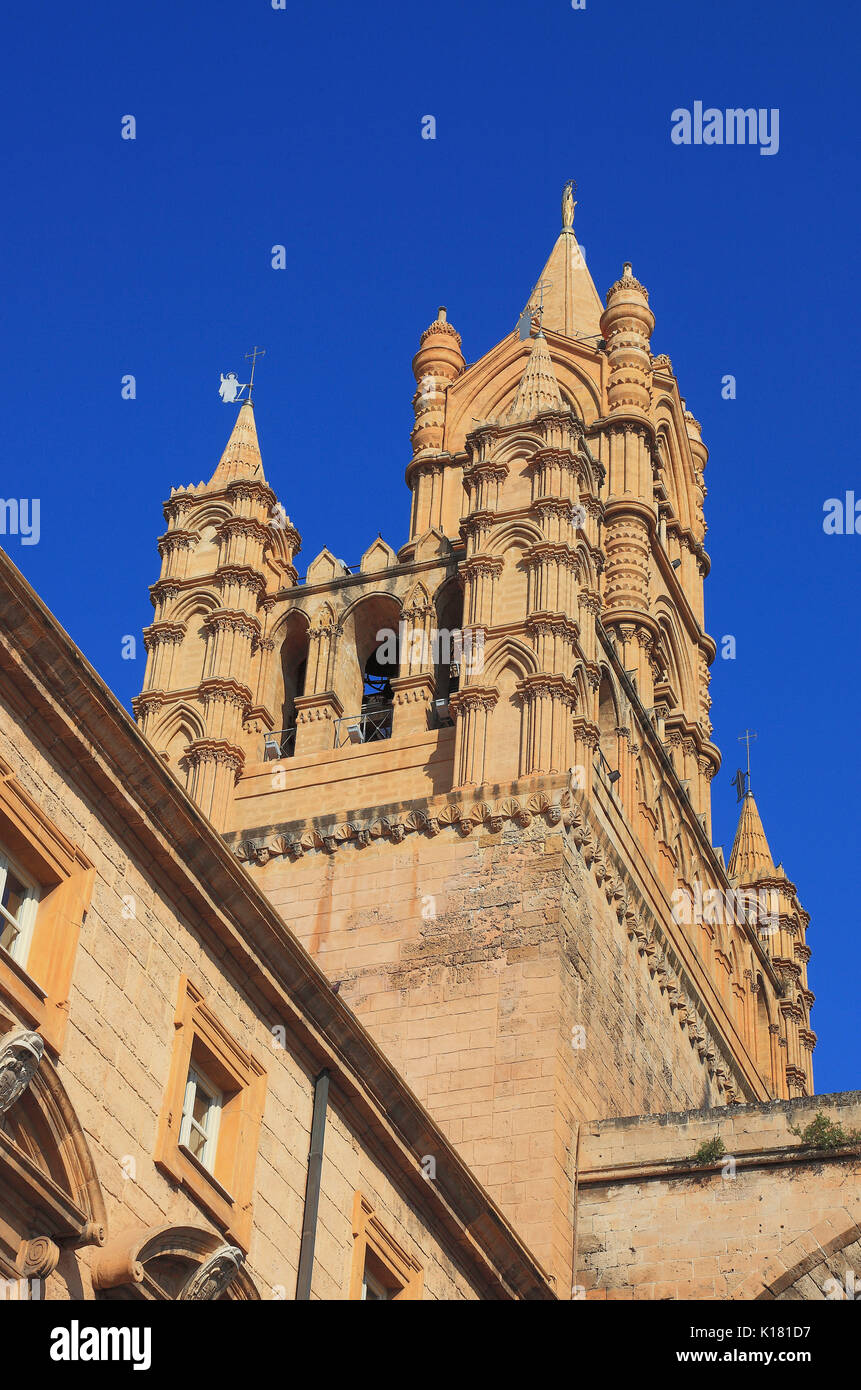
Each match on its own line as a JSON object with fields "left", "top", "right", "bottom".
{"left": 0, "top": 544, "right": 555, "bottom": 1301}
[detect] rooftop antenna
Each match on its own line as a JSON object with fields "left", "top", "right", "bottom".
{"left": 734, "top": 729, "right": 757, "bottom": 801}
{"left": 517, "top": 279, "right": 552, "bottom": 340}
{"left": 245, "top": 345, "right": 266, "bottom": 402}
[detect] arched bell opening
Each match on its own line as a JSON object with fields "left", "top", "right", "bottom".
{"left": 268, "top": 611, "right": 310, "bottom": 759}
{"left": 336, "top": 594, "right": 402, "bottom": 746}
{"left": 434, "top": 578, "right": 464, "bottom": 705}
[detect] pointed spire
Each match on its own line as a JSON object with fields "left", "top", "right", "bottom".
{"left": 728, "top": 792, "right": 777, "bottom": 883}
{"left": 507, "top": 332, "right": 564, "bottom": 422}
{"left": 523, "top": 192, "right": 604, "bottom": 340}
{"left": 209, "top": 400, "right": 264, "bottom": 487}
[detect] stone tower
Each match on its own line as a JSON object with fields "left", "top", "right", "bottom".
{"left": 135, "top": 191, "right": 813, "bottom": 1291}
{"left": 133, "top": 400, "right": 300, "bottom": 829}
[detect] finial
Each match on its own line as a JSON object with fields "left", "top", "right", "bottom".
{"left": 438, "top": 306, "right": 447, "bottom": 321}
{"left": 623, "top": 262, "right": 633, "bottom": 277}
{"left": 734, "top": 730, "right": 758, "bottom": 800}
{"left": 562, "top": 179, "right": 577, "bottom": 232}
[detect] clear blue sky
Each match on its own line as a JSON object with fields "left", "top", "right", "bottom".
{"left": 2, "top": 0, "right": 858, "bottom": 1093}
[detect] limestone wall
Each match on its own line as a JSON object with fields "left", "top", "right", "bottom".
{"left": 576, "top": 1092, "right": 861, "bottom": 1300}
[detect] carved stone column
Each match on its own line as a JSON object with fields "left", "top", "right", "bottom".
{"left": 450, "top": 689, "right": 498, "bottom": 787}
{"left": 185, "top": 742, "right": 243, "bottom": 831}
{"left": 518, "top": 676, "right": 576, "bottom": 774}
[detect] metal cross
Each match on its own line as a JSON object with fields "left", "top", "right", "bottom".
{"left": 245, "top": 346, "right": 266, "bottom": 400}
{"left": 737, "top": 729, "right": 757, "bottom": 794}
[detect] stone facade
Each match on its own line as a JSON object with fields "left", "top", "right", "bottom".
{"left": 0, "top": 552, "right": 552, "bottom": 1301}
{"left": 0, "top": 188, "right": 851, "bottom": 1303}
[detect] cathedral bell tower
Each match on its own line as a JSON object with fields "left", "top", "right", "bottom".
{"left": 133, "top": 400, "right": 300, "bottom": 829}
{"left": 133, "top": 191, "right": 815, "bottom": 1290}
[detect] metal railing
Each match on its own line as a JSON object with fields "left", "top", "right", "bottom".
{"left": 261, "top": 727, "right": 297, "bottom": 761}
{"left": 334, "top": 705, "right": 393, "bottom": 747}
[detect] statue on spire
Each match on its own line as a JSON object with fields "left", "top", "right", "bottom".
{"left": 562, "top": 179, "right": 577, "bottom": 231}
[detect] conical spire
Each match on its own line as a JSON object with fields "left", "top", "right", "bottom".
{"left": 728, "top": 792, "right": 777, "bottom": 883}
{"left": 507, "top": 332, "right": 564, "bottom": 422}
{"left": 524, "top": 232, "right": 604, "bottom": 341}
{"left": 209, "top": 400, "right": 264, "bottom": 486}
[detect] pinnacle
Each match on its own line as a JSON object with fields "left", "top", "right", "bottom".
{"left": 727, "top": 792, "right": 777, "bottom": 884}
{"left": 507, "top": 332, "right": 564, "bottom": 422}
{"left": 209, "top": 400, "right": 265, "bottom": 486}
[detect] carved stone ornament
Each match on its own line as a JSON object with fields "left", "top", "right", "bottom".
{"left": 0, "top": 1029, "right": 45, "bottom": 1113}
{"left": 17, "top": 1235, "right": 60, "bottom": 1280}
{"left": 178, "top": 1244, "right": 245, "bottom": 1301}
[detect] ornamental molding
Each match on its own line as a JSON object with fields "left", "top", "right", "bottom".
{"left": 223, "top": 479, "right": 277, "bottom": 507}
{"left": 419, "top": 317, "right": 462, "bottom": 348}
{"left": 215, "top": 565, "right": 267, "bottom": 594}
{"left": 460, "top": 556, "right": 504, "bottom": 581}
{"left": 157, "top": 530, "right": 197, "bottom": 556}
{"left": 202, "top": 609, "right": 260, "bottom": 639}
{"left": 143, "top": 622, "right": 186, "bottom": 650}
{"left": 526, "top": 613, "right": 580, "bottom": 642}
{"left": 604, "top": 268, "right": 650, "bottom": 303}
{"left": 448, "top": 687, "right": 499, "bottom": 717}
{"left": 184, "top": 739, "right": 244, "bottom": 773}
{"left": 199, "top": 677, "right": 252, "bottom": 708}
{"left": 216, "top": 517, "right": 273, "bottom": 546}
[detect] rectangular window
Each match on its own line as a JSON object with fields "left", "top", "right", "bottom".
{"left": 349, "top": 1193, "right": 423, "bottom": 1301}
{"left": 154, "top": 976, "right": 267, "bottom": 1250}
{"left": 361, "top": 1257, "right": 397, "bottom": 1301}
{"left": 179, "top": 1064, "right": 222, "bottom": 1172}
{"left": 0, "top": 757, "right": 94, "bottom": 1053}
{"left": 0, "top": 850, "right": 38, "bottom": 968}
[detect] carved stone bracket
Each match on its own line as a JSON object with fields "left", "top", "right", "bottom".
{"left": 0, "top": 1029, "right": 45, "bottom": 1113}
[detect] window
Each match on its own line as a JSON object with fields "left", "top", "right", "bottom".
{"left": 349, "top": 1193, "right": 423, "bottom": 1301}
{"left": 0, "top": 758, "right": 94, "bottom": 1054}
{"left": 179, "top": 1064, "right": 222, "bottom": 1172}
{"left": 361, "top": 1254, "right": 400, "bottom": 1301}
{"left": 155, "top": 977, "right": 267, "bottom": 1251}
{"left": 0, "top": 852, "right": 38, "bottom": 967}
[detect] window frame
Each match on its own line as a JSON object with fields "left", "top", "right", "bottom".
{"left": 0, "top": 849, "right": 39, "bottom": 968}
{"left": 349, "top": 1192, "right": 424, "bottom": 1301}
{"left": 179, "top": 1062, "right": 223, "bottom": 1173}
{"left": 155, "top": 976, "right": 267, "bottom": 1251}
{"left": 0, "top": 757, "right": 94, "bottom": 1054}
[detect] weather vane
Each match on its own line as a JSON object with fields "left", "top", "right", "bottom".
{"left": 517, "top": 279, "right": 553, "bottom": 339}
{"left": 734, "top": 729, "right": 757, "bottom": 802}
{"left": 218, "top": 346, "right": 266, "bottom": 405}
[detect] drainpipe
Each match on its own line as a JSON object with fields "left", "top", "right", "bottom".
{"left": 295, "top": 1069, "right": 329, "bottom": 1300}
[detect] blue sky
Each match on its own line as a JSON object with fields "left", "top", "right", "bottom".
{"left": 1, "top": 0, "right": 858, "bottom": 1092}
